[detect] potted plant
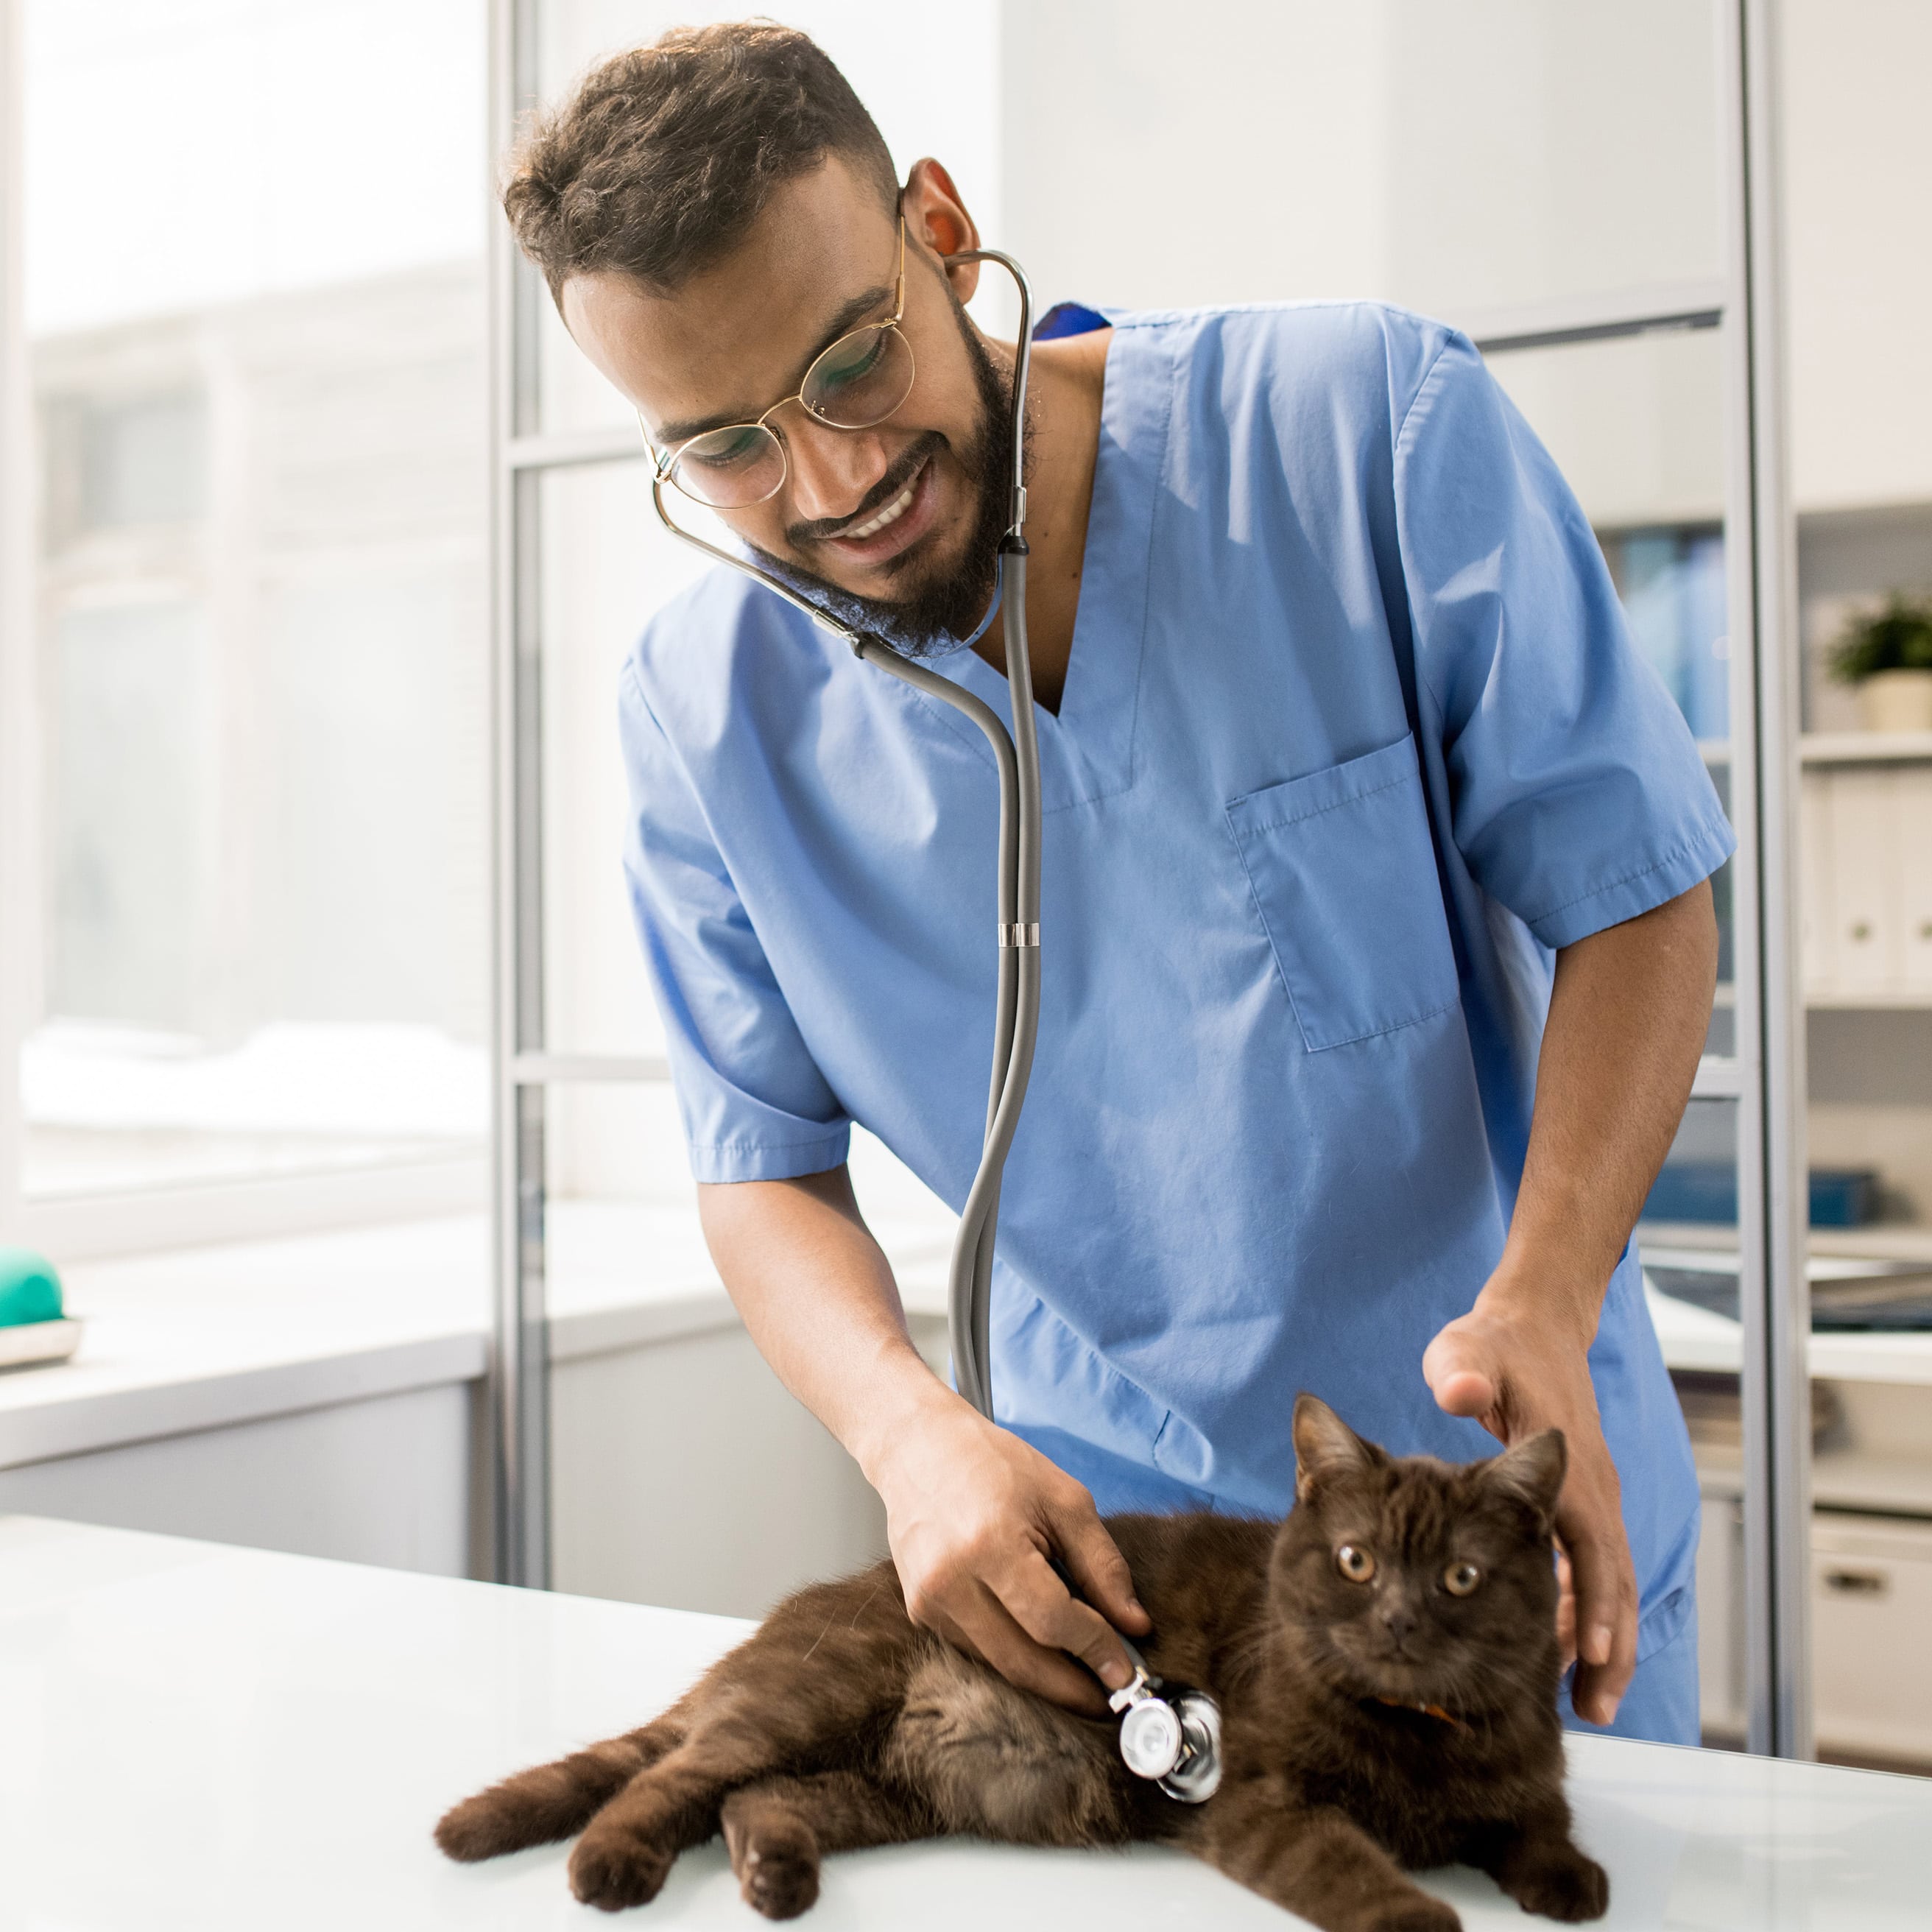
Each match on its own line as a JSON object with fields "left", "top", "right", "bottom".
{"left": 1830, "top": 592, "right": 1932, "bottom": 731}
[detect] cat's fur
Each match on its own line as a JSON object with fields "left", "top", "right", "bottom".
{"left": 437, "top": 1396, "right": 1610, "bottom": 1931}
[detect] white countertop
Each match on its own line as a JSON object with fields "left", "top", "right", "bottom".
{"left": 0, "top": 1199, "right": 956, "bottom": 1471}
{"left": 7, "top": 1188, "right": 1932, "bottom": 1479}
{"left": 3, "top": 1515, "right": 1927, "bottom": 1931}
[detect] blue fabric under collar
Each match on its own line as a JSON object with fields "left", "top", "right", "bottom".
{"left": 1034, "top": 300, "right": 1111, "bottom": 341}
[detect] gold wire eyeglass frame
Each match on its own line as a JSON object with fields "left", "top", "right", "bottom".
{"left": 637, "top": 216, "right": 914, "bottom": 509}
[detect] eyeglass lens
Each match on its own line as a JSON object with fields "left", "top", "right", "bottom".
{"left": 669, "top": 322, "right": 914, "bottom": 508}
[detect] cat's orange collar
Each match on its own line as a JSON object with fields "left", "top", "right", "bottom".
{"left": 1372, "top": 1696, "right": 1464, "bottom": 1730}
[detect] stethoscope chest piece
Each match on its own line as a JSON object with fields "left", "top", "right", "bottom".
{"left": 1111, "top": 1668, "right": 1224, "bottom": 1803}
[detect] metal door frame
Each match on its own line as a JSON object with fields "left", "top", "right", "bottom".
{"left": 483, "top": 1, "right": 1813, "bottom": 1754}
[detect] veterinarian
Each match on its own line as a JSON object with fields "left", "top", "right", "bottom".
{"left": 505, "top": 24, "right": 1730, "bottom": 1748}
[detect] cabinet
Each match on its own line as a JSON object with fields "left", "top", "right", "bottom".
{"left": 1694, "top": 1434, "right": 1932, "bottom": 1766}
{"left": 1811, "top": 1513, "right": 1932, "bottom": 1763}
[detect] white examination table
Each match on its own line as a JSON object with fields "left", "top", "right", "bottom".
{"left": 1, "top": 1514, "right": 1925, "bottom": 1928}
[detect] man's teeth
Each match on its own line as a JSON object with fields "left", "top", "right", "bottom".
{"left": 844, "top": 474, "right": 919, "bottom": 540}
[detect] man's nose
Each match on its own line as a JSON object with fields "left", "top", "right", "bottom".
{"left": 781, "top": 415, "right": 890, "bottom": 527}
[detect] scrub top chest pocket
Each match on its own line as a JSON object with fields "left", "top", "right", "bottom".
{"left": 1226, "top": 736, "right": 1461, "bottom": 1051}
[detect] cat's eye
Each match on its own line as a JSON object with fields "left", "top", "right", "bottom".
{"left": 1335, "top": 1543, "right": 1376, "bottom": 1583}
{"left": 1442, "top": 1561, "right": 1481, "bottom": 1598}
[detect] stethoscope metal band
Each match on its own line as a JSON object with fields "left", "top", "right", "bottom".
{"left": 998, "top": 923, "right": 1040, "bottom": 948}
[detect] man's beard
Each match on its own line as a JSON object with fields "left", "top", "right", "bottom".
{"left": 745, "top": 292, "right": 1017, "bottom": 660}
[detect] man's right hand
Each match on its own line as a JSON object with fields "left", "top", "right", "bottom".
{"left": 868, "top": 1386, "right": 1153, "bottom": 1715}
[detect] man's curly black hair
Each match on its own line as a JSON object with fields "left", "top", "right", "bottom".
{"left": 501, "top": 21, "right": 900, "bottom": 302}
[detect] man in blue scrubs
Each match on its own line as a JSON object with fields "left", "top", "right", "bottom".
{"left": 505, "top": 24, "right": 1730, "bottom": 1745}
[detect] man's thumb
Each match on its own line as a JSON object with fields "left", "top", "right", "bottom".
{"left": 1423, "top": 1326, "right": 1498, "bottom": 1419}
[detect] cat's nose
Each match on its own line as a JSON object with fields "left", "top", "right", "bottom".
{"left": 1381, "top": 1607, "right": 1417, "bottom": 1646}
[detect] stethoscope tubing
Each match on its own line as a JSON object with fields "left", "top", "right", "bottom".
{"left": 644, "top": 243, "right": 1219, "bottom": 1801}
{"left": 649, "top": 242, "right": 1037, "bottom": 1427}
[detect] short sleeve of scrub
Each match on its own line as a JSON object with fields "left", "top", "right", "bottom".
{"left": 1394, "top": 335, "right": 1738, "bottom": 949}
{"left": 618, "top": 659, "right": 851, "bottom": 1183}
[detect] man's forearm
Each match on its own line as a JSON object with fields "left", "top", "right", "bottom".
{"left": 697, "top": 1163, "right": 1150, "bottom": 1708}
{"left": 1487, "top": 879, "right": 1718, "bottom": 1333}
{"left": 1425, "top": 878, "right": 1718, "bottom": 1721}
{"left": 696, "top": 1166, "right": 953, "bottom": 1484}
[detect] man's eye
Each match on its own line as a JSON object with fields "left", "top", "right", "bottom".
{"left": 813, "top": 331, "right": 885, "bottom": 393}
{"left": 685, "top": 427, "right": 766, "bottom": 470}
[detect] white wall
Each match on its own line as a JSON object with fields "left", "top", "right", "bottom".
{"left": 1000, "top": 0, "right": 1932, "bottom": 522}
{"left": 999, "top": 0, "right": 1721, "bottom": 322}
{"left": 1783, "top": 0, "right": 1932, "bottom": 512}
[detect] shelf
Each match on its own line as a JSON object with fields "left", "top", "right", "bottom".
{"left": 1692, "top": 1440, "right": 1932, "bottom": 1517}
{"left": 1803, "top": 731, "right": 1932, "bottom": 764}
{"left": 1646, "top": 1283, "right": 1932, "bottom": 1385}
{"left": 1641, "top": 1222, "right": 1932, "bottom": 1262}
{"left": 1713, "top": 979, "right": 1932, "bottom": 1012}
{"left": 1696, "top": 733, "right": 1932, "bottom": 766}
{"left": 1806, "top": 989, "right": 1932, "bottom": 1009}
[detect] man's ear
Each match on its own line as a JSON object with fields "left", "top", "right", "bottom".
{"left": 903, "top": 156, "right": 980, "bottom": 301}
{"left": 1293, "top": 1394, "right": 1379, "bottom": 1501}
{"left": 1481, "top": 1430, "right": 1568, "bottom": 1527}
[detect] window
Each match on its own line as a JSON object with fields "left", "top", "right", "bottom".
{"left": 2, "top": 0, "right": 491, "bottom": 1250}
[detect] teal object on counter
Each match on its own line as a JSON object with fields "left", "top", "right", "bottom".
{"left": 0, "top": 1247, "right": 63, "bottom": 1328}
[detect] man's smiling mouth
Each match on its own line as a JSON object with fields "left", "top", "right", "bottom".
{"left": 815, "top": 455, "right": 942, "bottom": 568}
{"left": 843, "top": 473, "right": 920, "bottom": 540}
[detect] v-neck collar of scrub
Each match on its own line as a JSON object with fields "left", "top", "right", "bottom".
{"left": 915, "top": 317, "right": 1171, "bottom": 815}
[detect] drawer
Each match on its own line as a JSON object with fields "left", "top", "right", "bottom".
{"left": 1812, "top": 1514, "right": 1932, "bottom": 1762}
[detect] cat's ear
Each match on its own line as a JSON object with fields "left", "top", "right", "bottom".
{"left": 1293, "top": 1394, "right": 1379, "bottom": 1501}
{"left": 1481, "top": 1429, "right": 1568, "bottom": 1526}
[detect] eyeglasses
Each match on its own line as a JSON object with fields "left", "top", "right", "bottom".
{"left": 641, "top": 217, "right": 915, "bottom": 510}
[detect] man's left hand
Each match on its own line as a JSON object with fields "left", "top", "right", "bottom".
{"left": 1422, "top": 1288, "right": 1635, "bottom": 1727}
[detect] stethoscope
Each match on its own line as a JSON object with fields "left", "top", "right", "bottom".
{"left": 645, "top": 239, "right": 1221, "bottom": 1806}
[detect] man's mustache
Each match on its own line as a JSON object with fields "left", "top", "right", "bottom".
{"left": 784, "top": 432, "right": 946, "bottom": 546}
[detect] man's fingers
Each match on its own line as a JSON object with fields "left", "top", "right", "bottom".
{"left": 1048, "top": 1504, "right": 1152, "bottom": 1638}
{"left": 945, "top": 1582, "right": 1112, "bottom": 1716}
{"left": 1560, "top": 1518, "right": 1638, "bottom": 1726}
{"left": 1001, "top": 1551, "right": 1137, "bottom": 1693}
{"left": 1554, "top": 1548, "right": 1578, "bottom": 1670}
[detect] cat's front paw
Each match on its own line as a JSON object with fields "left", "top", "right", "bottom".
{"left": 1503, "top": 1847, "right": 1610, "bottom": 1923}
{"left": 568, "top": 1821, "right": 675, "bottom": 1912}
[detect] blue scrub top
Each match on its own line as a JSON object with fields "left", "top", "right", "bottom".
{"left": 618, "top": 301, "right": 1735, "bottom": 1663}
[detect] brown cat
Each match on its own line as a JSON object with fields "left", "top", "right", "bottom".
{"left": 437, "top": 1396, "right": 1610, "bottom": 1931}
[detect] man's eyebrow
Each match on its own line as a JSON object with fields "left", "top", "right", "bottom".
{"left": 652, "top": 281, "right": 895, "bottom": 446}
